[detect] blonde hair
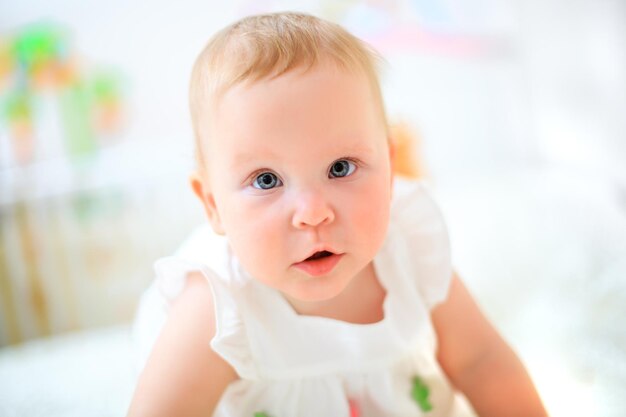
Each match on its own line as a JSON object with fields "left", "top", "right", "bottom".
{"left": 189, "top": 12, "right": 388, "bottom": 172}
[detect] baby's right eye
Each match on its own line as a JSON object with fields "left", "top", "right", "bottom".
{"left": 252, "top": 172, "right": 282, "bottom": 190}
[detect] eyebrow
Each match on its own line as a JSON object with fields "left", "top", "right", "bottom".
{"left": 329, "top": 139, "right": 378, "bottom": 155}
{"left": 230, "top": 136, "right": 379, "bottom": 169}
{"left": 230, "top": 148, "right": 280, "bottom": 168}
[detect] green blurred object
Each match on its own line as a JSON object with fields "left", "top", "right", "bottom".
{"left": 411, "top": 375, "right": 433, "bottom": 412}
{"left": 253, "top": 412, "right": 271, "bottom": 417}
{"left": 91, "top": 70, "right": 121, "bottom": 103}
{"left": 59, "top": 78, "right": 97, "bottom": 157}
{"left": 12, "top": 23, "right": 67, "bottom": 71}
{"left": 3, "top": 89, "right": 32, "bottom": 122}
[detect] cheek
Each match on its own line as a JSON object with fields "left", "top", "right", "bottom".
{"left": 343, "top": 180, "right": 391, "bottom": 245}
{"left": 220, "top": 199, "right": 286, "bottom": 274}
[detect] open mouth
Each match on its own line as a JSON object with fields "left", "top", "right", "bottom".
{"left": 305, "top": 250, "right": 334, "bottom": 261}
{"left": 294, "top": 250, "right": 343, "bottom": 277}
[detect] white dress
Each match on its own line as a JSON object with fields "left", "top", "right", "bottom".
{"left": 133, "top": 179, "right": 475, "bottom": 417}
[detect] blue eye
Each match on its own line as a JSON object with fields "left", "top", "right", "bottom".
{"left": 329, "top": 160, "right": 356, "bottom": 178}
{"left": 252, "top": 172, "right": 282, "bottom": 189}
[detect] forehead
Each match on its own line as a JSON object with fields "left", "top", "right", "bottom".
{"left": 206, "top": 64, "right": 386, "bottom": 161}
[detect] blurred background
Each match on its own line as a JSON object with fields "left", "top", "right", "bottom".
{"left": 0, "top": 0, "right": 624, "bottom": 416}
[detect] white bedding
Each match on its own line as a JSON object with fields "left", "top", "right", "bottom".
{"left": 0, "top": 325, "right": 135, "bottom": 417}
{"left": 434, "top": 167, "right": 626, "bottom": 417}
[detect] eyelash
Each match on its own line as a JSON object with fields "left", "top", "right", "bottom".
{"left": 251, "top": 171, "right": 283, "bottom": 190}
{"left": 249, "top": 157, "right": 360, "bottom": 190}
{"left": 328, "top": 158, "right": 358, "bottom": 178}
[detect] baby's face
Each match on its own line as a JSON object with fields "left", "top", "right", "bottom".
{"left": 200, "top": 64, "right": 392, "bottom": 303}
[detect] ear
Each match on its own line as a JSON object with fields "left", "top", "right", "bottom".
{"left": 190, "top": 172, "right": 225, "bottom": 235}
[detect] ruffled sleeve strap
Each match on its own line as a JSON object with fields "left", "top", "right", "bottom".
{"left": 152, "top": 226, "right": 259, "bottom": 380}
{"left": 391, "top": 179, "right": 453, "bottom": 310}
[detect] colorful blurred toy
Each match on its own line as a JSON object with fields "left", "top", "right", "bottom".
{"left": 0, "top": 22, "right": 125, "bottom": 166}
{"left": 390, "top": 121, "right": 427, "bottom": 179}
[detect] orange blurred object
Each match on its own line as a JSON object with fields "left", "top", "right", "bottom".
{"left": 390, "top": 121, "right": 426, "bottom": 179}
{"left": 10, "top": 120, "right": 35, "bottom": 164}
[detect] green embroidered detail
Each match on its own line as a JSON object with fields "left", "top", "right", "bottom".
{"left": 411, "top": 376, "right": 433, "bottom": 412}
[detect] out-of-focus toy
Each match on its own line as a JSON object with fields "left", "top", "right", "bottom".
{"left": 390, "top": 121, "right": 427, "bottom": 179}
{"left": 0, "top": 22, "right": 125, "bottom": 166}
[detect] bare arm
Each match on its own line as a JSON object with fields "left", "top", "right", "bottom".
{"left": 127, "top": 272, "right": 238, "bottom": 417}
{"left": 432, "top": 274, "right": 547, "bottom": 417}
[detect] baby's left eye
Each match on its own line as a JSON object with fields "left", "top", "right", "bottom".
{"left": 329, "top": 159, "right": 356, "bottom": 178}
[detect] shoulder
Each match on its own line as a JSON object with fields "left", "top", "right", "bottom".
{"left": 128, "top": 272, "right": 238, "bottom": 416}
{"left": 175, "top": 224, "right": 232, "bottom": 276}
{"left": 389, "top": 178, "right": 453, "bottom": 309}
{"left": 391, "top": 178, "right": 446, "bottom": 228}
{"left": 153, "top": 224, "right": 235, "bottom": 303}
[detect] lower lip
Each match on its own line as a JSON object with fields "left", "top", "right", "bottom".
{"left": 293, "top": 254, "right": 344, "bottom": 277}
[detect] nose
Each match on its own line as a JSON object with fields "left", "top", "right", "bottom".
{"left": 291, "top": 188, "right": 335, "bottom": 229}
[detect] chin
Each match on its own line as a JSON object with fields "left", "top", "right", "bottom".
{"left": 291, "top": 275, "right": 350, "bottom": 303}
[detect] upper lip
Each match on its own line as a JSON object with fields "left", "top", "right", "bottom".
{"left": 296, "top": 246, "right": 340, "bottom": 263}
